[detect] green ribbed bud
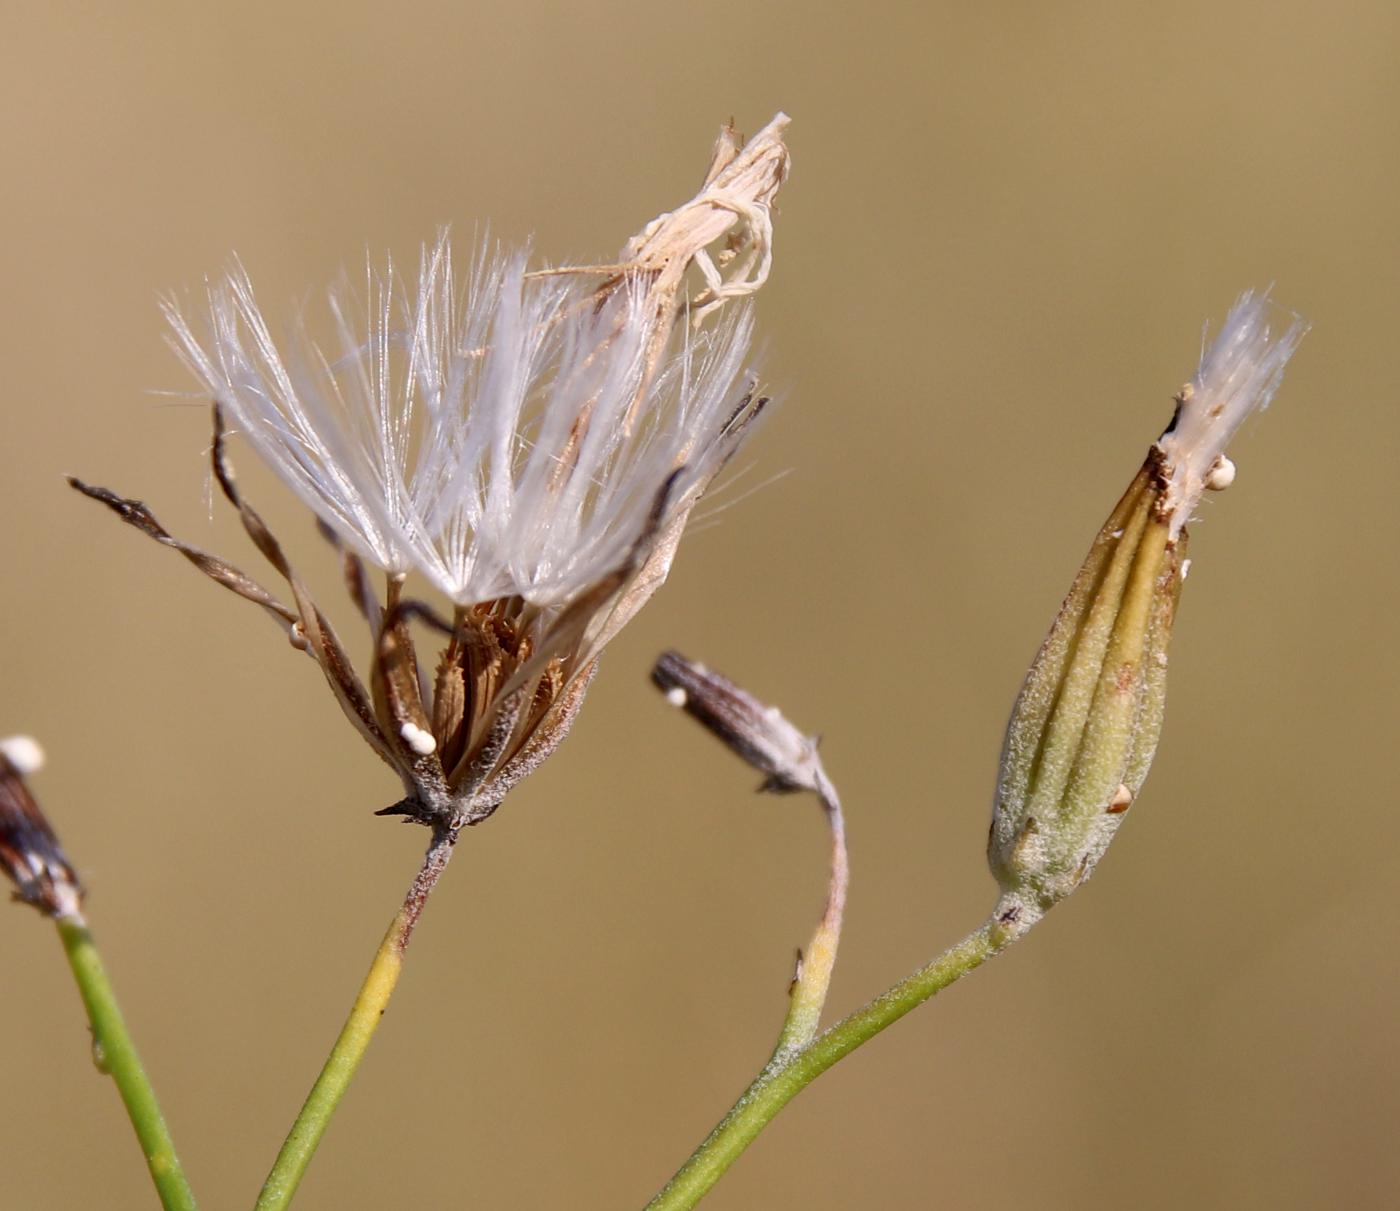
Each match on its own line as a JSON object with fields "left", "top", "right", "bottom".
{"left": 989, "top": 289, "right": 1306, "bottom": 921}
{"left": 989, "top": 458, "right": 1184, "bottom": 915}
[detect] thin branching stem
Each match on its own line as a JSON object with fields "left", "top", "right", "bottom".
{"left": 56, "top": 914, "right": 199, "bottom": 1211}
{"left": 254, "top": 826, "right": 457, "bottom": 1211}
{"left": 645, "top": 912, "right": 1031, "bottom": 1211}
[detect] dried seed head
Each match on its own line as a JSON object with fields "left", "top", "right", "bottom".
{"left": 0, "top": 738, "right": 83, "bottom": 919}
{"left": 74, "top": 117, "right": 791, "bottom": 831}
{"left": 989, "top": 292, "right": 1305, "bottom": 920}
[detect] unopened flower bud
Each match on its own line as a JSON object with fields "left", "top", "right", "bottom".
{"left": 651, "top": 651, "right": 822, "bottom": 793}
{"left": 0, "top": 737, "right": 83, "bottom": 919}
{"left": 989, "top": 292, "right": 1305, "bottom": 919}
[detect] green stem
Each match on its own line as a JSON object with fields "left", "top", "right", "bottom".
{"left": 56, "top": 914, "right": 199, "bottom": 1211}
{"left": 646, "top": 911, "right": 1030, "bottom": 1211}
{"left": 254, "top": 828, "right": 456, "bottom": 1211}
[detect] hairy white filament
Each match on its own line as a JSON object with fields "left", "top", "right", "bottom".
{"left": 164, "top": 235, "right": 757, "bottom": 607}
{"left": 1156, "top": 290, "right": 1307, "bottom": 534}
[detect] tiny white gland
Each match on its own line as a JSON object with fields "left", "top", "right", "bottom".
{"left": 1181, "top": 557, "right": 1192, "bottom": 581}
{"left": 665, "top": 686, "right": 688, "bottom": 708}
{"left": 1204, "top": 454, "right": 1237, "bottom": 491}
{"left": 400, "top": 722, "right": 437, "bottom": 756}
{"left": 0, "top": 735, "right": 45, "bottom": 775}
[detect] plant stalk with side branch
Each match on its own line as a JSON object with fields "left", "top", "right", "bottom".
{"left": 645, "top": 291, "right": 1306, "bottom": 1208}
{"left": 71, "top": 115, "right": 790, "bottom": 1204}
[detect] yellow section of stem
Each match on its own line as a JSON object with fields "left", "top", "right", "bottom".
{"left": 254, "top": 829, "right": 455, "bottom": 1211}
{"left": 774, "top": 773, "right": 848, "bottom": 1055}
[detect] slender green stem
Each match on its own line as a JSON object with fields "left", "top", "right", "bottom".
{"left": 254, "top": 828, "right": 457, "bottom": 1211}
{"left": 646, "top": 911, "right": 1031, "bottom": 1211}
{"left": 56, "top": 913, "right": 199, "bottom": 1211}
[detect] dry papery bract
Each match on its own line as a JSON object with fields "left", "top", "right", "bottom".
{"left": 72, "top": 115, "right": 791, "bottom": 834}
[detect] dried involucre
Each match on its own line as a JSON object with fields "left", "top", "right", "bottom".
{"left": 0, "top": 738, "right": 82, "bottom": 920}
{"left": 75, "top": 116, "right": 791, "bottom": 831}
{"left": 989, "top": 293, "right": 1306, "bottom": 921}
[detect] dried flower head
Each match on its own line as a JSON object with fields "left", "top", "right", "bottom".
{"left": 651, "top": 650, "right": 825, "bottom": 795}
{"left": 73, "top": 115, "right": 790, "bottom": 833}
{"left": 989, "top": 292, "right": 1307, "bottom": 922}
{"left": 0, "top": 737, "right": 83, "bottom": 919}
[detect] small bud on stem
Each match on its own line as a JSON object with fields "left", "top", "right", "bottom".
{"left": 652, "top": 651, "right": 824, "bottom": 794}
{"left": 651, "top": 651, "right": 844, "bottom": 1051}
{"left": 0, "top": 737, "right": 82, "bottom": 919}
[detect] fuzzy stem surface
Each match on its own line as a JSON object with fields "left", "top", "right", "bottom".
{"left": 254, "top": 827, "right": 456, "bottom": 1211}
{"left": 645, "top": 914, "right": 1026, "bottom": 1211}
{"left": 56, "top": 914, "right": 199, "bottom": 1211}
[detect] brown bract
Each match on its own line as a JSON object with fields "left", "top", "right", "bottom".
{"left": 0, "top": 750, "right": 81, "bottom": 919}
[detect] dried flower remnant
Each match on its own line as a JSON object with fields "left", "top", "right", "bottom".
{"left": 989, "top": 292, "right": 1307, "bottom": 923}
{"left": 71, "top": 116, "right": 790, "bottom": 835}
{"left": 652, "top": 651, "right": 845, "bottom": 1051}
{"left": 0, "top": 737, "right": 82, "bottom": 919}
{"left": 652, "top": 650, "right": 825, "bottom": 794}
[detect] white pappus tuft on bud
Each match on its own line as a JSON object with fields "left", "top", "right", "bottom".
{"left": 0, "top": 735, "right": 45, "bottom": 776}
{"left": 1157, "top": 291, "right": 1308, "bottom": 535}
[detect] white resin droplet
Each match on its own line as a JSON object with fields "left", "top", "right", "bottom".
{"left": 665, "top": 686, "right": 688, "bottom": 708}
{"left": 1204, "top": 455, "right": 1236, "bottom": 491}
{"left": 400, "top": 722, "right": 438, "bottom": 756}
{"left": 0, "top": 735, "right": 45, "bottom": 775}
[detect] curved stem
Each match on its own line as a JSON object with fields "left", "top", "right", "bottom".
{"left": 772, "top": 771, "right": 848, "bottom": 1055}
{"left": 254, "top": 827, "right": 457, "bottom": 1211}
{"left": 646, "top": 912, "right": 1030, "bottom": 1211}
{"left": 56, "top": 914, "right": 199, "bottom": 1211}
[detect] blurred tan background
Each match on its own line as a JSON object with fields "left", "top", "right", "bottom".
{"left": 3, "top": 2, "right": 1397, "bottom": 1208}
